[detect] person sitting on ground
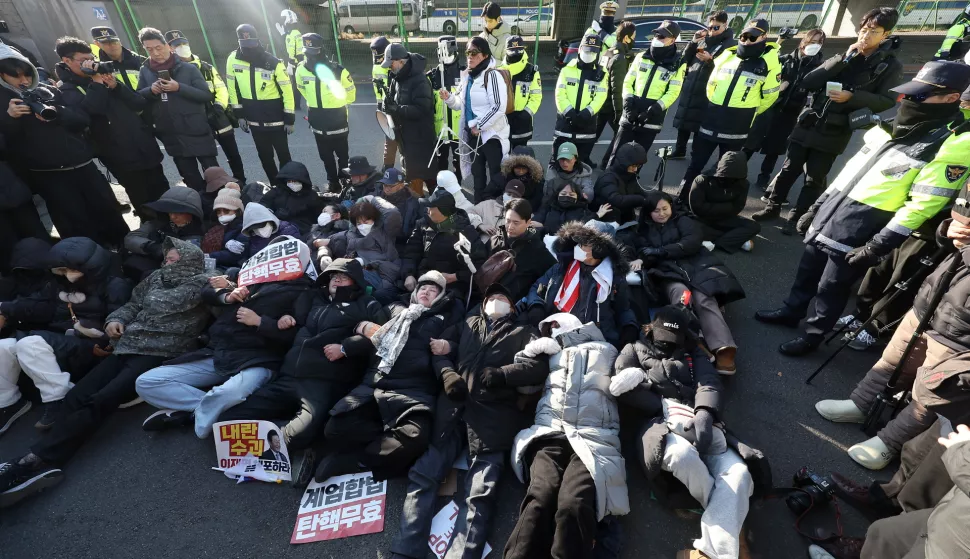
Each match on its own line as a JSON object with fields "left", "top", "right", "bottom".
{"left": 328, "top": 197, "right": 403, "bottom": 300}
{"left": 525, "top": 221, "right": 637, "bottom": 349}
{"left": 402, "top": 188, "right": 487, "bottom": 304}
{"left": 634, "top": 191, "right": 745, "bottom": 374}
{"left": 504, "top": 313, "right": 628, "bottom": 559}
{"left": 239, "top": 202, "right": 300, "bottom": 262}
{"left": 388, "top": 283, "right": 548, "bottom": 559}
{"left": 375, "top": 167, "right": 421, "bottom": 253}
{"left": 123, "top": 186, "right": 205, "bottom": 280}
{"left": 542, "top": 142, "right": 594, "bottom": 205}
{"left": 532, "top": 182, "right": 605, "bottom": 235}
{"left": 0, "top": 237, "right": 131, "bottom": 433}
{"left": 688, "top": 150, "right": 761, "bottom": 253}
{"left": 306, "top": 203, "right": 350, "bottom": 269}
{"left": 591, "top": 142, "right": 649, "bottom": 224}
{"left": 0, "top": 238, "right": 212, "bottom": 507}
{"left": 201, "top": 166, "right": 238, "bottom": 219}
{"left": 260, "top": 161, "right": 325, "bottom": 236}
{"left": 313, "top": 271, "right": 455, "bottom": 482}
{"left": 435, "top": 170, "right": 484, "bottom": 229}
{"left": 135, "top": 236, "right": 314, "bottom": 438}
{"left": 488, "top": 198, "right": 555, "bottom": 302}
{"left": 337, "top": 156, "right": 382, "bottom": 205}
{"left": 201, "top": 185, "right": 248, "bottom": 270}
{"left": 484, "top": 145, "right": 545, "bottom": 209}
{"left": 611, "top": 306, "right": 757, "bottom": 559}
{"left": 471, "top": 178, "right": 524, "bottom": 242}
{"left": 217, "top": 258, "right": 388, "bottom": 485}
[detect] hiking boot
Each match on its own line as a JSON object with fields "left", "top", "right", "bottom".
{"left": 34, "top": 401, "right": 61, "bottom": 431}
{"left": 714, "top": 347, "right": 737, "bottom": 376}
{"left": 815, "top": 400, "right": 866, "bottom": 423}
{"left": 0, "top": 399, "right": 32, "bottom": 435}
{"left": 0, "top": 457, "right": 63, "bottom": 508}
{"left": 294, "top": 448, "right": 317, "bottom": 488}
{"left": 836, "top": 315, "right": 862, "bottom": 330}
{"left": 754, "top": 308, "right": 800, "bottom": 327}
{"left": 848, "top": 436, "right": 895, "bottom": 470}
{"left": 142, "top": 409, "right": 193, "bottom": 431}
{"left": 751, "top": 204, "right": 781, "bottom": 222}
{"left": 847, "top": 329, "right": 879, "bottom": 351}
{"left": 778, "top": 335, "right": 823, "bottom": 357}
{"left": 829, "top": 472, "right": 899, "bottom": 520}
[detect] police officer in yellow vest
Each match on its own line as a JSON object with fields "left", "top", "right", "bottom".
{"left": 295, "top": 33, "right": 356, "bottom": 191}
{"left": 678, "top": 18, "right": 781, "bottom": 202}
{"left": 554, "top": 33, "right": 609, "bottom": 166}
{"left": 608, "top": 20, "right": 685, "bottom": 166}
{"left": 584, "top": 1, "right": 619, "bottom": 56}
{"left": 226, "top": 24, "right": 295, "bottom": 182}
{"left": 90, "top": 26, "right": 145, "bottom": 92}
{"left": 168, "top": 30, "right": 247, "bottom": 184}
{"left": 370, "top": 36, "right": 397, "bottom": 169}
{"left": 934, "top": 5, "right": 970, "bottom": 60}
{"left": 427, "top": 35, "right": 464, "bottom": 178}
{"left": 281, "top": 9, "right": 305, "bottom": 111}
{"left": 757, "top": 61, "right": 970, "bottom": 356}
{"left": 500, "top": 35, "right": 542, "bottom": 148}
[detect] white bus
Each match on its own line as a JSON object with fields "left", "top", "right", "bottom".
{"left": 335, "top": 0, "right": 422, "bottom": 35}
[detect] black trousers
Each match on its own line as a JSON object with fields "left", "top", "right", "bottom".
{"left": 31, "top": 354, "right": 166, "bottom": 465}
{"left": 26, "top": 163, "right": 129, "bottom": 247}
{"left": 109, "top": 165, "right": 170, "bottom": 219}
{"left": 0, "top": 200, "right": 50, "bottom": 272}
{"left": 595, "top": 110, "right": 619, "bottom": 168}
{"left": 698, "top": 216, "right": 761, "bottom": 253}
{"left": 679, "top": 135, "right": 744, "bottom": 203}
{"left": 217, "top": 375, "right": 357, "bottom": 451}
{"left": 215, "top": 131, "right": 247, "bottom": 184}
{"left": 173, "top": 155, "right": 219, "bottom": 192}
{"left": 551, "top": 137, "right": 595, "bottom": 170}
{"left": 252, "top": 128, "right": 292, "bottom": 183}
{"left": 609, "top": 124, "right": 659, "bottom": 168}
{"left": 854, "top": 235, "right": 935, "bottom": 333}
{"left": 674, "top": 128, "right": 691, "bottom": 155}
{"left": 741, "top": 148, "right": 779, "bottom": 178}
{"left": 766, "top": 142, "right": 838, "bottom": 218}
{"left": 783, "top": 242, "right": 867, "bottom": 337}
{"left": 324, "top": 397, "right": 432, "bottom": 480}
{"left": 471, "top": 136, "right": 504, "bottom": 204}
{"left": 313, "top": 133, "right": 350, "bottom": 190}
{"left": 504, "top": 436, "right": 597, "bottom": 559}
{"left": 437, "top": 140, "right": 462, "bottom": 183}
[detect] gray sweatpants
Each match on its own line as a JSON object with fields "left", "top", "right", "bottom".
{"left": 665, "top": 282, "right": 736, "bottom": 352}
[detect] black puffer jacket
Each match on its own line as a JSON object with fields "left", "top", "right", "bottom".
{"left": 744, "top": 49, "right": 825, "bottom": 154}
{"left": 592, "top": 142, "right": 649, "bottom": 223}
{"left": 0, "top": 133, "right": 31, "bottom": 211}
{"left": 279, "top": 259, "right": 388, "bottom": 382}
{"left": 0, "top": 238, "right": 52, "bottom": 306}
{"left": 124, "top": 187, "right": 205, "bottom": 260}
{"left": 687, "top": 150, "right": 749, "bottom": 221}
{"left": 136, "top": 55, "right": 217, "bottom": 158}
{"left": 534, "top": 182, "right": 595, "bottom": 235}
{"left": 338, "top": 171, "right": 381, "bottom": 204}
{"left": 489, "top": 227, "right": 557, "bottom": 302}
{"left": 388, "top": 54, "right": 437, "bottom": 181}
{"left": 484, "top": 145, "right": 545, "bottom": 209}
{"left": 261, "top": 161, "right": 325, "bottom": 235}
{"left": 672, "top": 30, "right": 736, "bottom": 132}
{"left": 433, "top": 294, "right": 548, "bottom": 455}
{"left": 636, "top": 206, "right": 745, "bottom": 304}
{"left": 402, "top": 209, "right": 488, "bottom": 297}
{"left": 914, "top": 234, "right": 970, "bottom": 350}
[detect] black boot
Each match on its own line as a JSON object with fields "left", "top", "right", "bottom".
{"left": 782, "top": 209, "right": 804, "bottom": 236}
{"left": 779, "top": 334, "right": 823, "bottom": 356}
{"left": 781, "top": 219, "right": 797, "bottom": 236}
{"left": 751, "top": 203, "right": 781, "bottom": 222}
{"left": 754, "top": 308, "right": 800, "bottom": 327}
{"left": 756, "top": 173, "right": 770, "bottom": 192}
{"left": 313, "top": 451, "right": 361, "bottom": 483}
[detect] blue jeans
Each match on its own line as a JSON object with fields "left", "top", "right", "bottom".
{"left": 135, "top": 358, "right": 273, "bottom": 438}
{"left": 390, "top": 425, "right": 504, "bottom": 559}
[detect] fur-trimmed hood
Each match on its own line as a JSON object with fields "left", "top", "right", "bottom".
{"left": 552, "top": 221, "right": 629, "bottom": 276}
{"left": 500, "top": 149, "right": 544, "bottom": 183}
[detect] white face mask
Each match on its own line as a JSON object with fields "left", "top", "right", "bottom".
{"left": 287, "top": 181, "right": 303, "bottom": 192}
{"left": 254, "top": 224, "right": 275, "bottom": 238}
{"left": 803, "top": 43, "right": 822, "bottom": 56}
{"left": 579, "top": 50, "right": 597, "bottom": 64}
{"left": 502, "top": 193, "right": 513, "bottom": 204}
{"left": 174, "top": 45, "right": 192, "bottom": 59}
{"left": 573, "top": 245, "right": 588, "bottom": 262}
{"left": 317, "top": 212, "right": 333, "bottom": 227}
{"left": 484, "top": 298, "right": 511, "bottom": 319}
{"left": 217, "top": 214, "right": 235, "bottom": 225}
{"left": 357, "top": 222, "right": 374, "bottom": 236}
{"left": 650, "top": 38, "right": 666, "bottom": 48}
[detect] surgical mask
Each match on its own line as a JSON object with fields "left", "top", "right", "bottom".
{"left": 174, "top": 45, "right": 192, "bottom": 58}
{"left": 65, "top": 270, "right": 84, "bottom": 283}
{"left": 502, "top": 193, "right": 513, "bottom": 204}
{"left": 579, "top": 50, "right": 597, "bottom": 64}
{"left": 803, "top": 43, "right": 822, "bottom": 56}
{"left": 254, "top": 224, "right": 275, "bottom": 238}
{"left": 317, "top": 212, "right": 333, "bottom": 227}
{"left": 217, "top": 214, "right": 235, "bottom": 225}
{"left": 573, "top": 245, "right": 588, "bottom": 262}
{"left": 357, "top": 223, "right": 373, "bottom": 236}
{"left": 650, "top": 38, "right": 666, "bottom": 48}
{"left": 287, "top": 181, "right": 303, "bottom": 192}
{"left": 484, "top": 298, "right": 511, "bottom": 319}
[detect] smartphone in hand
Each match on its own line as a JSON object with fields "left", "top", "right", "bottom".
{"left": 158, "top": 70, "right": 171, "bottom": 81}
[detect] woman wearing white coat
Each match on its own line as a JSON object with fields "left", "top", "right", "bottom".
{"left": 439, "top": 37, "right": 510, "bottom": 203}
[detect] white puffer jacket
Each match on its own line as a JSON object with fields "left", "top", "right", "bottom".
{"left": 444, "top": 58, "right": 510, "bottom": 179}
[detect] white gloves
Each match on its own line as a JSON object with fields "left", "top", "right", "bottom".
{"left": 238, "top": 119, "right": 250, "bottom": 133}
{"left": 285, "top": 124, "right": 295, "bottom": 135}
{"left": 225, "top": 239, "right": 245, "bottom": 254}
{"left": 610, "top": 367, "right": 647, "bottom": 397}
{"left": 521, "top": 337, "right": 561, "bottom": 358}
{"left": 286, "top": 62, "right": 295, "bottom": 75}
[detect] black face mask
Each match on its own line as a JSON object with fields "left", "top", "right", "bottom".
{"left": 894, "top": 98, "right": 959, "bottom": 133}
{"left": 600, "top": 15, "right": 615, "bottom": 34}
{"left": 653, "top": 339, "right": 678, "bottom": 356}
{"left": 650, "top": 44, "right": 677, "bottom": 61}
{"left": 557, "top": 194, "right": 581, "bottom": 207}
{"left": 736, "top": 41, "right": 767, "bottom": 59}
{"left": 505, "top": 50, "right": 524, "bottom": 64}
{"left": 330, "top": 284, "right": 359, "bottom": 303}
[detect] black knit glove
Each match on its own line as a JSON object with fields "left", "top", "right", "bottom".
{"left": 441, "top": 370, "right": 468, "bottom": 402}
{"left": 480, "top": 366, "right": 506, "bottom": 389}
{"left": 690, "top": 409, "right": 715, "bottom": 454}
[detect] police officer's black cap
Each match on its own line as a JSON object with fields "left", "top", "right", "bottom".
{"left": 165, "top": 30, "right": 189, "bottom": 46}
{"left": 302, "top": 33, "right": 324, "bottom": 55}
{"left": 742, "top": 18, "right": 770, "bottom": 37}
{"left": 582, "top": 34, "right": 603, "bottom": 49}
{"left": 370, "top": 36, "right": 390, "bottom": 52}
{"left": 892, "top": 60, "right": 970, "bottom": 97}
{"left": 91, "top": 27, "right": 119, "bottom": 42}
{"left": 654, "top": 20, "right": 682, "bottom": 39}
{"left": 482, "top": 2, "right": 502, "bottom": 19}
{"left": 505, "top": 35, "right": 526, "bottom": 51}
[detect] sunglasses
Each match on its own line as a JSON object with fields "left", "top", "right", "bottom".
{"left": 465, "top": 49, "right": 482, "bottom": 57}
{"left": 905, "top": 90, "right": 953, "bottom": 103}
{"left": 708, "top": 24, "right": 722, "bottom": 31}
{"left": 739, "top": 33, "right": 759, "bottom": 43}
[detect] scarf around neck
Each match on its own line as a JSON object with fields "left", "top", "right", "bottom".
{"left": 372, "top": 303, "right": 430, "bottom": 373}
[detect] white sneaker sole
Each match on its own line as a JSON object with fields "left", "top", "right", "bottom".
{"left": 715, "top": 367, "right": 737, "bottom": 376}
{"left": 0, "top": 401, "right": 32, "bottom": 435}
{"left": 142, "top": 409, "right": 176, "bottom": 431}
{"left": 814, "top": 402, "right": 865, "bottom": 424}
{"left": 0, "top": 468, "right": 64, "bottom": 508}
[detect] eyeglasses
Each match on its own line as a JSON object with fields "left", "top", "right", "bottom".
{"left": 465, "top": 49, "right": 482, "bottom": 57}
{"left": 858, "top": 26, "right": 885, "bottom": 37}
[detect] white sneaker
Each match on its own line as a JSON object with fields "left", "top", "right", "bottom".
{"left": 740, "top": 240, "right": 753, "bottom": 252}
{"left": 808, "top": 545, "right": 836, "bottom": 559}
{"left": 836, "top": 314, "right": 857, "bottom": 327}
{"left": 815, "top": 399, "right": 865, "bottom": 423}
{"left": 848, "top": 329, "right": 879, "bottom": 351}
{"left": 702, "top": 241, "right": 715, "bottom": 251}
{"left": 848, "top": 436, "right": 895, "bottom": 470}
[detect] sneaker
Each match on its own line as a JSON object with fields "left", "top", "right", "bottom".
{"left": 118, "top": 397, "right": 144, "bottom": 409}
{"left": 836, "top": 315, "right": 861, "bottom": 329}
{"left": 141, "top": 409, "right": 193, "bottom": 431}
{"left": 701, "top": 240, "right": 715, "bottom": 251}
{"left": 751, "top": 204, "right": 781, "bottom": 222}
{"left": 34, "top": 401, "right": 61, "bottom": 431}
{"left": 740, "top": 240, "right": 753, "bottom": 252}
{"left": 668, "top": 149, "right": 687, "bottom": 160}
{"left": 778, "top": 335, "right": 823, "bottom": 357}
{"left": 815, "top": 399, "right": 866, "bottom": 423}
{"left": 0, "top": 399, "right": 32, "bottom": 435}
{"left": 848, "top": 436, "right": 895, "bottom": 470}
{"left": 0, "top": 459, "right": 64, "bottom": 508}
{"left": 847, "top": 329, "right": 879, "bottom": 351}
{"left": 714, "top": 347, "right": 737, "bottom": 376}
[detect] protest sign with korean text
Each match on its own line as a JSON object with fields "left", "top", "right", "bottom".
{"left": 428, "top": 500, "right": 492, "bottom": 559}
{"left": 237, "top": 236, "right": 317, "bottom": 287}
{"left": 291, "top": 472, "right": 387, "bottom": 544}
{"left": 212, "top": 420, "right": 291, "bottom": 482}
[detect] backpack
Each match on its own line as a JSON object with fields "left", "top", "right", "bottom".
{"left": 484, "top": 68, "right": 515, "bottom": 114}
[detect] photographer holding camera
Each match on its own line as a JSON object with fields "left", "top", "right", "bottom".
{"left": 0, "top": 43, "right": 129, "bottom": 247}
{"left": 54, "top": 37, "right": 169, "bottom": 220}
{"left": 752, "top": 8, "right": 903, "bottom": 234}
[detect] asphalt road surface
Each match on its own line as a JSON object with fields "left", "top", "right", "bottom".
{"left": 1, "top": 86, "right": 899, "bottom": 558}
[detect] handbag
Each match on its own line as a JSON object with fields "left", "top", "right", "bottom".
{"left": 474, "top": 248, "right": 516, "bottom": 293}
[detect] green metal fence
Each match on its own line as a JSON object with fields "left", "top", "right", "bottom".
{"left": 895, "top": 0, "right": 965, "bottom": 31}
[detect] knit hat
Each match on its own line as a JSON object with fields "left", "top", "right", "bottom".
{"left": 213, "top": 187, "right": 244, "bottom": 213}
{"left": 203, "top": 166, "right": 236, "bottom": 193}
{"left": 427, "top": 188, "right": 457, "bottom": 217}
{"left": 417, "top": 270, "right": 447, "bottom": 292}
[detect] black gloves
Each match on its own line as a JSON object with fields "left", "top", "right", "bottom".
{"left": 383, "top": 99, "right": 399, "bottom": 115}
{"left": 639, "top": 246, "right": 666, "bottom": 260}
{"left": 441, "top": 370, "right": 468, "bottom": 401}
{"left": 480, "top": 366, "right": 506, "bottom": 389}
{"left": 845, "top": 244, "right": 885, "bottom": 269}
{"left": 564, "top": 108, "right": 578, "bottom": 126}
{"left": 619, "top": 324, "right": 639, "bottom": 348}
{"left": 526, "top": 305, "right": 547, "bottom": 327}
{"left": 690, "top": 408, "right": 715, "bottom": 454}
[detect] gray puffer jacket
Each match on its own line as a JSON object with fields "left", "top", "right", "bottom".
{"left": 328, "top": 195, "right": 403, "bottom": 288}
{"left": 511, "top": 316, "right": 628, "bottom": 520}
{"left": 543, "top": 161, "right": 595, "bottom": 204}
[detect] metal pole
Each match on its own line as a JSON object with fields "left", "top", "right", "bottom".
{"left": 819, "top": 0, "right": 836, "bottom": 31}
{"left": 329, "top": 0, "right": 343, "bottom": 64}
{"left": 794, "top": 0, "right": 806, "bottom": 30}
{"left": 110, "top": 0, "right": 137, "bottom": 47}
{"left": 190, "top": 0, "right": 217, "bottom": 66}
{"left": 258, "top": 0, "right": 278, "bottom": 57}
{"left": 396, "top": 0, "right": 409, "bottom": 48}
{"left": 468, "top": 0, "right": 473, "bottom": 39}
{"left": 122, "top": 0, "right": 142, "bottom": 31}
{"left": 533, "top": 0, "right": 541, "bottom": 61}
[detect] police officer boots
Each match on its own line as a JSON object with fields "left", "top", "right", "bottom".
{"left": 751, "top": 203, "right": 781, "bottom": 222}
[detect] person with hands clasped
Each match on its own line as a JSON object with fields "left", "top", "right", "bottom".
{"left": 553, "top": 33, "right": 609, "bottom": 167}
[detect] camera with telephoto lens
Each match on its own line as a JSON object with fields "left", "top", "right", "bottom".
{"left": 81, "top": 60, "right": 117, "bottom": 76}
{"left": 786, "top": 467, "right": 836, "bottom": 515}
{"left": 20, "top": 90, "right": 58, "bottom": 121}
{"left": 778, "top": 27, "right": 798, "bottom": 40}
